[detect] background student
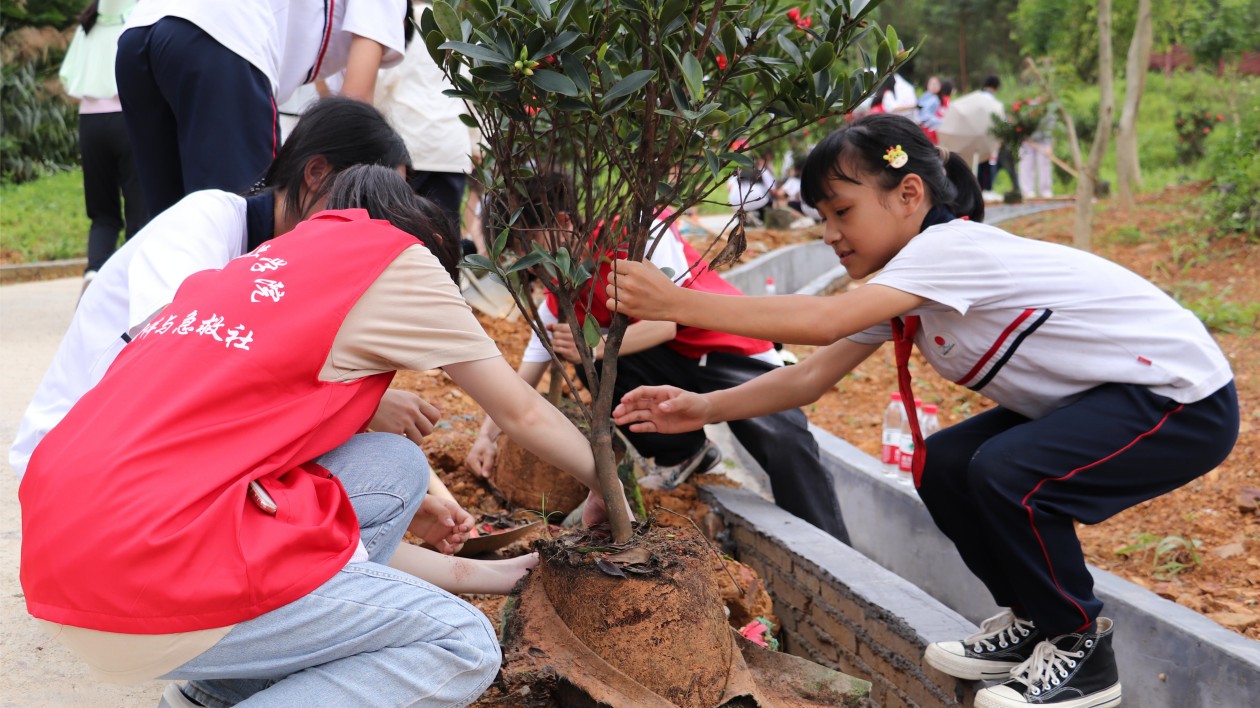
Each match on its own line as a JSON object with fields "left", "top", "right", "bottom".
{"left": 466, "top": 174, "right": 849, "bottom": 542}
{"left": 115, "top": 0, "right": 408, "bottom": 217}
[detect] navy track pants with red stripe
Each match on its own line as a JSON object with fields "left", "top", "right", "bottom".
{"left": 917, "top": 381, "right": 1238, "bottom": 636}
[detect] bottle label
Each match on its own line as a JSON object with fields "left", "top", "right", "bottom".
{"left": 881, "top": 442, "right": 899, "bottom": 464}
{"left": 898, "top": 440, "right": 915, "bottom": 471}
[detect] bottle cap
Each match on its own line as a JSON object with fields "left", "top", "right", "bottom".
{"left": 915, "top": 398, "right": 924, "bottom": 407}
{"left": 766, "top": 277, "right": 775, "bottom": 285}
{"left": 923, "top": 404, "right": 938, "bottom": 414}
{"left": 890, "top": 392, "right": 902, "bottom": 401}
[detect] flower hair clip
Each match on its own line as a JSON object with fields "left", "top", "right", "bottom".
{"left": 883, "top": 145, "right": 908, "bottom": 169}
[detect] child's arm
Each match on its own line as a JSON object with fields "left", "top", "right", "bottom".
{"left": 339, "top": 35, "right": 387, "bottom": 102}
{"left": 606, "top": 259, "right": 924, "bottom": 346}
{"left": 466, "top": 360, "right": 548, "bottom": 477}
{"left": 614, "top": 338, "right": 881, "bottom": 433}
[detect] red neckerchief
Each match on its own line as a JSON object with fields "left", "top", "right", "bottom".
{"left": 891, "top": 315, "right": 926, "bottom": 487}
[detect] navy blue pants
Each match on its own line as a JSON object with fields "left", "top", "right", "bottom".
{"left": 116, "top": 18, "right": 278, "bottom": 219}
{"left": 80, "top": 112, "right": 147, "bottom": 272}
{"left": 917, "top": 382, "right": 1238, "bottom": 636}
{"left": 610, "top": 346, "right": 849, "bottom": 543}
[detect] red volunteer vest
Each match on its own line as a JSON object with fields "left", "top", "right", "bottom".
{"left": 20, "top": 210, "right": 416, "bottom": 634}
{"left": 545, "top": 217, "right": 771, "bottom": 359}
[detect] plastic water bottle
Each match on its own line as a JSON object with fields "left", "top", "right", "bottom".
{"left": 765, "top": 277, "right": 776, "bottom": 296}
{"left": 881, "top": 393, "right": 903, "bottom": 476}
{"left": 898, "top": 398, "right": 925, "bottom": 483}
{"left": 920, "top": 404, "right": 941, "bottom": 441}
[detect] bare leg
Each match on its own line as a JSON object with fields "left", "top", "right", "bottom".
{"left": 388, "top": 543, "right": 539, "bottom": 594}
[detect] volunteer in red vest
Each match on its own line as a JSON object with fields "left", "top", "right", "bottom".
{"left": 20, "top": 165, "right": 616, "bottom": 708}
{"left": 466, "top": 173, "right": 848, "bottom": 543}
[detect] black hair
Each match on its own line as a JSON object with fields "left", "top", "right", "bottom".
{"left": 940, "top": 79, "right": 954, "bottom": 98}
{"left": 78, "top": 1, "right": 99, "bottom": 33}
{"left": 982, "top": 75, "right": 1001, "bottom": 90}
{"left": 325, "top": 164, "right": 461, "bottom": 283}
{"left": 259, "top": 97, "right": 411, "bottom": 227}
{"left": 800, "top": 113, "right": 984, "bottom": 223}
{"left": 483, "top": 172, "right": 579, "bottom": 252}
{"left": 873, "top": 75, "right": 897, "bottom": 104}
{"left": 403, "top": 2, "right": 416, "bottom": 47}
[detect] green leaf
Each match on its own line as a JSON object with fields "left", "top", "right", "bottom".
{"left": 527, "top": 0, "right": 552, "bottom": 21}
{"left": 876, "top": 40, "right": 891, "bottom": 75}
{"left": 777, "top": 34, "right": 802, "bottom": 68}
{"left": 704, "top": 149, "right": 722, "bottom": 180}
{"left": 602, "top": 69, "right": 656, "bottom": 104}
{"left": 697, "top": 108, "right": 730, "bottom": 127}
{"left": 720, "top": 24, "right": 740, "bottom": 58}
{"left": 492, "top": 226, "right": 510, "bottom": 257}
{"left": 534, "top": 31, "right": 582, "bottom": 60}
{"left": 810, "top": 41, "right": 835, "bottom": 74}
{"left": 423, "top": 30, "right": 446, "bottom": 66}
{"left": 457, "top": 113, "right": 479, "bottom": 128}
{"left": 431, "top": 0, "right": 461, "bottom": 40}
{"left": 564, "top": 57, "right": 591, "bottom": 94}
{"left": 555, "top": 247, "right": 572, "bottom": 280}
{"left": 582, "top": 315, "right": 601, "bottom": 349}
{"left": 506, "top": 250, "right": 548, "bottom": 273}
{"left": 529, "top": 69, "right": 579, "bottom": 96}
{"left": 658, "top": 267, "right": 676, "bottom": 279}
{"left": 439, "top": 40, "right": 512, "bottom": 66}
{"left": 680, "top": 52, "right": 704, "bottom": 102}
{"left": 463, "top": 253, "right": 496, "bottom": 272}
{"left": 886, "top": 25, "right": 899, "bottom": 50}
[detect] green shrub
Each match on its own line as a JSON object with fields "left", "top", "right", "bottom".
{"left": 1, "top": 54, "right": 78, "bottom": 184}
{"left": 1204, "top": 87, "right": 1260, "bottom": 240}
{"left": 1174, "top": 108, "right": 1225, "bottom": 164}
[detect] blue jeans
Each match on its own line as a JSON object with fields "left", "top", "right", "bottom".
{"left": 161, "top": 433, "right": 500, "bottom": 707}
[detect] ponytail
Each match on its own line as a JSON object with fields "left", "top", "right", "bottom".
{"left": 801, "top": 113, "right": 984, "bottom": 224}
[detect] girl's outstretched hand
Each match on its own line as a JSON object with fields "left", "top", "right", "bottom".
{"left": 606, "top": 260, "right": 678, "bottom": 322}
{"left": 613, "top": 385, "right": 710, "bottom": 435}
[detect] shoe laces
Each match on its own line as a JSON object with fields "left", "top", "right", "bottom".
{"left": 1009, "top": 640, "right": 1085, "bottom": 696}
{"left": 965, "top": 610, "right": 1035, "bottom": 652}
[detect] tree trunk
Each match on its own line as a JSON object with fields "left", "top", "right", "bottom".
{"left": 1075, "top": 0, "right": 1114, "bottom": 252}
{"left": 1116, "top": 0, "right": 1153, "bottom": 210}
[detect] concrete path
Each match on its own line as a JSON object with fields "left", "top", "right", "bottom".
{"left": 0, "top": 278, "right": 164, "bottom": 707}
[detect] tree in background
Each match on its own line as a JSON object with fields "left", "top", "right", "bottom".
{"left": 1115, "top": 0, "right": 1151, "bottom": 209}
{"left": 1078, "top": 0, "right": 1114, "bottom": 250}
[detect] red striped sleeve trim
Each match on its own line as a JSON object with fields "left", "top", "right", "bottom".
{"left": 307, "top": 0, "right": 336, "bottom": 84}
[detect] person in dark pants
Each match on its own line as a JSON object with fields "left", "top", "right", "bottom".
{"left": 609, "top": 114, "right": 1238, "bottom": 708}
{"left": 466, "top": 174, "right": 849, "bottom": 543}
{"left": 115, "top": 0, "right": 408, "bottom": 218}
{"left": 59, "top": 0, "right": 147, "bottom": 279}
{"left": 79, "top": 113, "right": 146, "bottom": 273}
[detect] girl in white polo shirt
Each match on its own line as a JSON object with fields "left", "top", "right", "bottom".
{"left": 608, "top": 114, "right": 1238, "bottom": 708}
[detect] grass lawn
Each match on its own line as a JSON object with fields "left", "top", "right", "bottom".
{"left": 0, "top": 169, "right": 91, "bottom": 263}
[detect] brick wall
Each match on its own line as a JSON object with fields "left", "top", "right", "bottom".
{"left": 704, "top": 486, "right": 981, "bottom": 708}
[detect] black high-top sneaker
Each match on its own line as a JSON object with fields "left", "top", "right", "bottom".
{"left": 925, "top": 609, "right": 1044, "bottom": 680}
{"left": 975, "top": 617, "right": 1122, "bottom": 708}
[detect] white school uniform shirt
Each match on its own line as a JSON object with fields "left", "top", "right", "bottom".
{"left": 9, "top": 191, "right": 251, "bottom": 478}
{"left": 374, "top": 1, "right": 474, "bottom": 174}
{"left": 726, "top": 168, "right": 775, "bottom": 212}
{"left": 125, "top": 0, "right": 406, "bottom": 104}
{"left": 848, "top": 220, "right": 1232, "bottom": 420}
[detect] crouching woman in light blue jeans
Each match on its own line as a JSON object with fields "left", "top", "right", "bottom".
{"left": 21, "top": 167, "right": 619, "bottom": 707}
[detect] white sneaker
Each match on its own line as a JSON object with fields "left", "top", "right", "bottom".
{"left": 925, "top": 609, "right": 1043, "bottom": 680}
{"left": 639, "top": 439, "right": 723, "bottom": 490}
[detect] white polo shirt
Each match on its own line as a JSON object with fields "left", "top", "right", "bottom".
{"left": 849, "top": 220, "right": 1232, "bottom": 419}
{"left": 10, "top": 191, "right": 252, "bottom": 478}
{"left": 126, "top": 0, "right": 405, "bottom": 104}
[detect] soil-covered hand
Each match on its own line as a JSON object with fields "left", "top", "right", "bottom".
{"left": 605, "top": 259, "right": 679, "bottom": 322}
{"left": 613, "top": 385, "right": 709, "bottom": 434}
{"left": 408, "top": 494, "right": 476, "bottom": 554}
{"left": 369, "top": 389, "right": 441, "bottom": 441}
{"left": 466, "top": 434, "right": 496, "bottom": 477}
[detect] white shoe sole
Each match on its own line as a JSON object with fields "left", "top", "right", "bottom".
{"left": 158, "top": 683, "right": 201, "bottom": 708}
{"left": 975, "top": 682, "right": 1122, "bottom": 708}
{"left": 924, "top": 642, "right": 1019, "bottom": 680}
